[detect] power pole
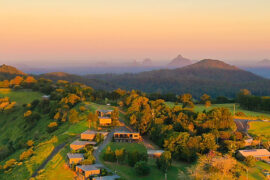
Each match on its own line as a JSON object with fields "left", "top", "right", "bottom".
{"left": 233, "top": 104, "right": 235, "bottom": 116}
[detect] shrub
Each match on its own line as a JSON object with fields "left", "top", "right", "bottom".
{"left": 27, "top": 140, "right": 34, "bottom": 147}
{"left": 128, "top": 151, "right": 148, "bottom": 167}
{"left": 3, "top": 159, "right": 17, "bottom": 170}
{"left": 47, "top": 122, "right": 58, "bottom": 132}
{"left": 20, "top": 148, "right": 34, "bottom": 161}
{"left": 134, "top": 161, "right": 150, "bottom": 176}
{"left": 79, "top": 106, "right": 86, "bottom": 112}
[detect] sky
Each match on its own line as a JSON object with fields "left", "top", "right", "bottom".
{"left": 0, "top": 0, "right": 270, "bottom": 66}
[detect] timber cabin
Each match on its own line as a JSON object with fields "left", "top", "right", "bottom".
{"left": 113, "top": 131, "right": 141, "bottom": 142}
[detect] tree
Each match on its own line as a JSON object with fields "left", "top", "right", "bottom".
{"left": 200, "top": 133, "right": 218, "bottom": 154}
{"left": 27, "top": 140, "right": 34, "bottom": 147}
{"left": 200, "top": 94, "right": 211, "bottom": 107}
{"left": 111, "top": 108, "right": 119, "bottom": 126}
{"left": 156, "top": 151, "right": 172, "bottom": 172}
{"left": 88, "top": 112, "right": 98, "bottom": 128}
{"left": 134, "top": 161, "right": 150, "bottom": 176}
{"left": 47, "top": 122, "right": 58, "bottom": 132}
{"left": 103, "top": 146, "right": 116, "bottom": 162}
{"left": 115, "top": 148, "right": 125, "bottom": 164}
{"left": 19, "top": 148, "right": 33, "bottom": 161}
{"left": 68, "top": 109, "right": 79, "bottom": 123}
{"left": 244, "top": 156, "right": 256, "bottom": 167}
{"left": 179, "top": 94, "right": 194, "bottom": 109}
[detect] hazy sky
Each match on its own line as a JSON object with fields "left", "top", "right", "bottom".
{"left": 1, "top": 0, "right": 270, "bottom": 66}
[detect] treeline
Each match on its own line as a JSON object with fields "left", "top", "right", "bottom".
{"left": 114, "top": 90, "right": 247, "bottom": 162}
{"left": 237, "top": 89, "right": 270, "bottom": 112}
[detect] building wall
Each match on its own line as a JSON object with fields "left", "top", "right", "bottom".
{"left": 85, "top": 169, "right": 101, "bottom": 177}
{"left": 69, "top": 158, "right": 83, "bottom": 164}
{"left": 81, "top": 134, "right": 95, "bottom": 140}
{"left": 99, "top": 118, "right": 112, "bottom": 126}
{"left": 70, "top": 144, "right": 84, "bottom": 150}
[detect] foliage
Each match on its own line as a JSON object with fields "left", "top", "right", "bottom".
{"left": 134, "top": 161, "right": 150, "bottom": 176}
{"left": 19, "top": 148, "right": 34, "bottom": 161}
{"left": 156, "top": 151, "right": 172, "bottom": 172}
{"left": 244, "top": 155, "right": 257, "bottom": 167}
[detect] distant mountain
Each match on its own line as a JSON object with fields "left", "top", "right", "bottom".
{"left": 38, "top": 72, "right": 116, "bottom": 90}
{"left": 0, "top": 64, "right": 26, "bottom": 75}
{"left": 142, "top": 58, "right": 153, "bottom": 67}
{"left": 85, "top": 59, "right": 270, "bottom": 98}
{"left": 167, "top": 54, "right": 192, "bottom": 68}
{"left": 257, "top": 59, "right": 270, "bottom": 67}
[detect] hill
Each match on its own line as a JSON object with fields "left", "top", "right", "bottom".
{"left": 85, "top": 59, "right": 270, "bottom": 98}
{"left": 0, "top": 64, "right": 26, "bottom": 75}
{"left": 167, "top": 54, "right": 192, "bottom": 68}
{"left": 38, "top": 72, "right": 116, "bottom": 90}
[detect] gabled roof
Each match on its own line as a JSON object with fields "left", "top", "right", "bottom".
{"left": 77, "top": 165, "right": 100, "bottom": 171}
{"left": 67, "top": 153, "right": 84, "bottom": 159}
{"left": 71, "top": 140, "right": 96, "bottom": 146}
{"left": 81, "top": 130, "right": 96, "bottom": 135}
{"left": 97, "top": 109, "right": 113, "bottom": 113}
{"left": 114, "top": 131, "right": 139, "bottom": 134}
{"left": 239, "top": 149, "right": 270, "bottom": 157}
{"left": 98, "top": 116, "right": 112, "bottom": 119}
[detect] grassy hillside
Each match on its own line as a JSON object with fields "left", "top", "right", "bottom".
{"left": 0, "top": 88, "right": 43, "bottom": 105}
{"left": 248, "top": 121, "right": 270, "bottom": 140}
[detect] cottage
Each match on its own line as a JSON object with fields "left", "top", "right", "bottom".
{"left": 81, "top": 130, "right": 96, "bottom": 141}
{"left": 67, "top": 153, "right": 84, "bottom": 165}
{"left": 113, "top": 131, "right": 140, "bottom": 142}
{"left": 98, "top": 116, "right": 112, "bottom": 126}
{"left": 238, "top": 149, "right": 270, "bottom": 162}
{"left": 96, "top": 109, "right": 113, "bottom": 117}
{"left": 147, "top": 150, "right": 164, "bottom": 158}
{"left": 70, "top": 140, "right": 96, "bottom": 151}
{"left": 76, "top": 165, "right": 101, "bottom": 179}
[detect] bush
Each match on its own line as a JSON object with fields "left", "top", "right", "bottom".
{"left": 3, "top": 159, "right": 17, "bottom": 170}
{"left": 127, "top": 151, "right": 148, "bottom": 167}
{"left": 47, "top": 122, "right": 58, "bottom": 132}
{"left": 27, "top": 140, "right": 34, "bottom": 147}
{"left": 20, "top": 148, "right": 34, "bottom": 161}
{"left": 134, "top": 161, "right": 150, "bottom": 176}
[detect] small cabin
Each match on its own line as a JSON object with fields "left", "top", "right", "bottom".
{"left": 76, "top": 165, "right": 101, "bottom": 179}
{"left": 238, "top": 149, "right": 270, "bottom": 163}
{"left": 113, "top": 131, "right": 140, "bottom": 142}
{"left": 147, "top": 150, "right": 164, "bottom": 158}
{"left": 81, "top": 130, "right": 96, "bottom": 141}
{"left": 98, "top": 117, "right": 112, "bottom": 126}
{"left": 96, "top": 109, "right": 113, "bottom": 117}
{"left": 70, "top": 140, "right": 96, "bottom": 151}
{"left": 67, "top": 153, "right": 84, "bottom": 165}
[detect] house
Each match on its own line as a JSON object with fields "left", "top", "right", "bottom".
{"left": 96, "top": 109, "right": 113, "bottom": 117}
{"left": 238, "top": 149, "right": 270, "bottom": 162}
{"left": 70, "top": 140, "right": 96, "bottom": 150}
{"left": 147, "top": 150, "right": 164, "bottom": 158}
{"left": 98, "top": 116, "right": 112, "bottom": 126}
{"left": 113, "top": 131, "right": 140, "bottom": 142}
{"left": 81, "top": 130, "right": 96, "bottom": 141}
{"left": 67, "top": 153, "right": 84, "bottom": 165}
{"left": 76, "top": 165, "right": 101, "bottom": 179}
{"left": 244, "top": 138, "right": 253, "bottom": 146}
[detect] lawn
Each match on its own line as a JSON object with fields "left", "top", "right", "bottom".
{"left": 165, "top": 102, "right": 270, "bottom": 119}
{"left": 101, "top": 142, "right": 192, "bottom": 180}
{"left": 0, "top": 88, "right": 43, "bottom": 105}
{"left": 248, "top": 121, "right": 270, "bottom": 140}
{"left": 35, "top": 145, "right": 75, "bottom": 180}
{"left": 239, "top": 161, "right": 270, "bottom": 180}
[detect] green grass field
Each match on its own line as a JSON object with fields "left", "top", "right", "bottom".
{"left": 165, "top": 102, "right": 270, "bottom": 119}
{"left": 248, "top": 121, "right": 270, "bottom": 140}
{"left": 101, "top": 142, "right": 192, "bottom": 180}
{"left": 36, "top": 145, "right": 75, "bottom": 180}
{"left": 0, "top": 88, "right": 43, "bottom": 105}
